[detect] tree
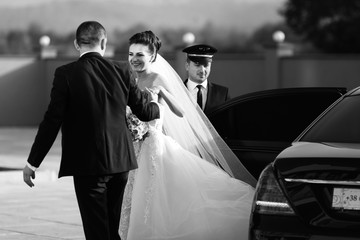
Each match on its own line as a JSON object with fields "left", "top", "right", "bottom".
{"left": 27, "top": 23, "right": 44, "bottom": 52}
{"left": 280, "top": 0, "right": 360, "bottom": 53}
{"left": 6, "top": 30, "right": 32, "bottom": 54}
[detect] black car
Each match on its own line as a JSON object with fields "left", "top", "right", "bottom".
{"left": 250, "top": 86, "right": 360, "bottom": 239}
{"left": 208, "top": 87, "right": 347, "bottom": 179}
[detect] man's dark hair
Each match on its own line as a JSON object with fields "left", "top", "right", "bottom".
{"left": 76, "top": 21, "right": 106, "bottom": 47}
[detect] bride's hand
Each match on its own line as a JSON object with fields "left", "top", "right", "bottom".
{"left": 145, "top": 87, "right": 158, "bottom": 102}
{"left": 149, "top": 86, "right": 162, "bottom": 94}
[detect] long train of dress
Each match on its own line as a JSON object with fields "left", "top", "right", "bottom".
{"left": 120, "top": 105, "right": 255, "bottom": 239}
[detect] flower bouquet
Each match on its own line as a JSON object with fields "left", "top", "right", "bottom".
{"left": 126, "top": 112, "right": 149, "bottom": 142}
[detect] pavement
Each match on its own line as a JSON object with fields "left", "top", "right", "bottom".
{"left": 0, "top": 128, "right": 85, "bottom": 240}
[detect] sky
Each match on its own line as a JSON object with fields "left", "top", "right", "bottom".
{"left": 0, "top": 0, "right": 285, "bottom": 7}
{"left": 0, "top": 0, "right": 286, "bottom": 36}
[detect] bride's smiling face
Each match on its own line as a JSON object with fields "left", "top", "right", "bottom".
{"left": 129, "top": 44, "right": 154, "bottom": 73}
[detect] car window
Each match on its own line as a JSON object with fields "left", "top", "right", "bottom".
{"left": 210, "top": 92, "right": 342, "bottom": 142}
{"left": 300, "top": 96, "right": 360, "bottom": 143}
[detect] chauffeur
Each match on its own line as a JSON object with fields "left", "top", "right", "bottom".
{"left": 183, "top": 44, "right": 231, "bottom": 116}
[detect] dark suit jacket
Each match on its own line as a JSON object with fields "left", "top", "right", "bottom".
{"left": 185, "top": 79, "right": 231, "bottom": 115}
{"left": 27, "top": 52, "right": 159, "bottom": 177}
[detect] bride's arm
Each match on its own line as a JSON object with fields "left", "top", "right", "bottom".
{"left": 150, "top": 74, "right": 184, "bottom": 118}
{"left": 148, "top": 85, "right": 183, "bottom": 118}
{"left": 157, "top": 85, "right": 184, "bottom": 118}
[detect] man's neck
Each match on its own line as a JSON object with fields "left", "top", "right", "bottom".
{"left": 79, "top": 47, "right": 104, "bottom": 57}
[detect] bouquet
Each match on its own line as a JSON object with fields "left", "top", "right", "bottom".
{"left": 126, "top": 112, "right": 149, "bottom": 142}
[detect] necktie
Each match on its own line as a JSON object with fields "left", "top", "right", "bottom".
{"left": 196, "top": 85, "right": 203, "bottom": 109}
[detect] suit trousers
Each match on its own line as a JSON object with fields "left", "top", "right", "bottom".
{"left": 73, "top": 172, "right": 129, "bottom": 240}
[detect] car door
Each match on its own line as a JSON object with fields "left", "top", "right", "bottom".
{"left": 208, "top": 87, "right": 347, "bottom": 179}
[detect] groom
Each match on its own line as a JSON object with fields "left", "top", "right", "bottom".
{"left": 23, "top": 21, "right": 159, "bottom": 240}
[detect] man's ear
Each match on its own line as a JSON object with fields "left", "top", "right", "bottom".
{"left": 100, "top": 38, "right": 107, "bottom": 50}
{"left": 185, "top": 62, "right": 189, "bottom": 71}
{"left": 74, "top": 40, "right": 80, "bottom": 51}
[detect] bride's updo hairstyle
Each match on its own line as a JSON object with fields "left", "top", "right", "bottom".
{"left": 129, "top": 30, "right": 162, "bottom": 62}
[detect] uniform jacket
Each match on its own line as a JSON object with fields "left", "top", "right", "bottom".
{"left": 27, "top": 52, "right": 159, "bottom": 177}
{"left": 185, "top": 79, "right": 231, "bottom": 115}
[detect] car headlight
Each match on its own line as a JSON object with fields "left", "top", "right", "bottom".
{"left": 253, "top": 165, "right": 295, "bottom": 215}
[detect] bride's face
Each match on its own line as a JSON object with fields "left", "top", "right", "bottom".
{"left": 129, "top": 44, "right": 154, "bottom": 73}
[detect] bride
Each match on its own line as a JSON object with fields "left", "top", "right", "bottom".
{"left": 120, "top": 31, "right": 256, "bottom": 240}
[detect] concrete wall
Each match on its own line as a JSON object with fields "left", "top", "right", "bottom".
{"left": 1, "top": 52, "right": 359, "bottom": 126}
{"left": 0, "top": 57, "right": 45, "bottom": 126}
{"left": 281, "top": 55, "right": 360, "bottom": 90}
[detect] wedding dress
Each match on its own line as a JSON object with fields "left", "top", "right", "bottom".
{"left": 120, "top": 104, "right": 255, "bottom": 240}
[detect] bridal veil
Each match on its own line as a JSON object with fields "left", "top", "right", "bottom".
{"left": 151, "top": 54, "right": 256, "bottom": 187}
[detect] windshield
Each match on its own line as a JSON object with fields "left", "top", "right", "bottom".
{"left": 300, "top": 95, "right": 360, "bottom": 143}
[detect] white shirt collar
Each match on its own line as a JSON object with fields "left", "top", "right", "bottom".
{"left": 80, "top": 50, "right": 100, "bottom": 57}
{"left": 187, "top": 79, "right": 208, "bottom": 90}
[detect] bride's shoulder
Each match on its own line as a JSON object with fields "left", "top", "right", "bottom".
{"left": 153, "top": 73, "right": 169, "bottom": 89}
{"left": 147, "top": 72, "right": 161, "bottom": 83}
{"left": 151, "top": 72, "right": 163, "bottom": 80}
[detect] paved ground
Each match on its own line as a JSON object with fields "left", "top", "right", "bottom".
{"left": 0, "top": 128, "right": 85, "bottom": 240}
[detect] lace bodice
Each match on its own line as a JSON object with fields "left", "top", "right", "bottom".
{"left": 120, "top": 103, "right": 164, "bottom": 240}
{"left": 147, "top": 104, "right": 164, "bottom": 132}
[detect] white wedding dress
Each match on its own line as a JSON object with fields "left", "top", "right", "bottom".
{"left": 120, "top": 104, "right": 255, "bottom": 240}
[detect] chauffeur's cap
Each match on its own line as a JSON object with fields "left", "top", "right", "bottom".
{"left": 182, "top": 44, "right": 217, "bottom": 65}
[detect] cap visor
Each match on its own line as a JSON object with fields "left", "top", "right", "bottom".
{"left": 188, "top": 56, "right": 212, "bottom": 65}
